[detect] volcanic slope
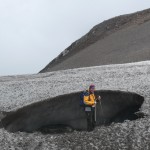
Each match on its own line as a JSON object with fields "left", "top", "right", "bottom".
{"left": 40, "top": 8, "right": 150, "bottom": 73}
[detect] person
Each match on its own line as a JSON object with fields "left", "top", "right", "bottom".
{"left": 83, "top": 84, "right": 101, "bottom": 131}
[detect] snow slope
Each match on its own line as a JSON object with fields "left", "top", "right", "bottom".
{"left": 0, "top": 61, "right": 149, "bottom": 112}
{"left": 0, "top": 61, "right": 150, "bottom": 149}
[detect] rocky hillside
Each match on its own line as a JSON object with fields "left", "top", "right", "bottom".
{"left": 40, "top": 8, "right": 150, "bottom": 73}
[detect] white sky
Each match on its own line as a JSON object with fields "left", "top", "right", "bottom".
{"left": 0, "top": 0, "right": 150, "bottom": 76}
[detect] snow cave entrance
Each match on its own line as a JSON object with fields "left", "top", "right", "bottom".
{"left": 0, "top": 90, "right": 145, "bottom": 134}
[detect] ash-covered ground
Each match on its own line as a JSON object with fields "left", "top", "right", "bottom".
{"left": 0, "top": 61, "right": 150, "bottom": 149}
{"left": 40, "top": 9, "right": 150, "bottom": 73}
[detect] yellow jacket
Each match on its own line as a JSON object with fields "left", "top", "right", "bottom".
{"left": 83, "top": 91, "right": 96, "bottom": 106}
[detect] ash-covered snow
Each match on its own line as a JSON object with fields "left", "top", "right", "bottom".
{"left": 0, "top": 61, "right": 150, "bottom": 149}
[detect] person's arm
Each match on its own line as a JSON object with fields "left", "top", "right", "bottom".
{"left": 84, "top": 96, "right": 94, "bottom": 106}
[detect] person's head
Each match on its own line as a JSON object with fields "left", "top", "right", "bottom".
{"left": 89, "top": 84, "right": 95, "bottom": 93}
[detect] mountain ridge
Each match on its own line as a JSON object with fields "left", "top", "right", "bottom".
{"left": 40, "top": 8, "right": 150, "bottom": 73}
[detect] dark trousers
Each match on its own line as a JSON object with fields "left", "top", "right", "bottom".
{"left": 85, "top": 107, "right": 95, "bottom": 131}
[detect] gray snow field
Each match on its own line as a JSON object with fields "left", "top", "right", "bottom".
{"left": 0, "top": 61, "right": 150, "bottom": 149}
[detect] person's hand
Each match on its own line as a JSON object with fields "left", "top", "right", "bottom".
{"left": 97, "top": 96, "right": 101, "bottom": 101}
{"left": 92, "top": 101, "right": 97, "bottom": 107}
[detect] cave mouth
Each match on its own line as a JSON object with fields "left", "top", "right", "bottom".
{"left": 0, "top": 90, "right": 145, "bottom": 134}
{"left": 37, "top": 124, "right": 74, "bottom": 134}
{"left": 37, "top": 109, "right": 146, "bottom": 134}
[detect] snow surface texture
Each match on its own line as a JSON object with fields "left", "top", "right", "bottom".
{"left": 0, "top": 61, "right": 150, "bottom": 149}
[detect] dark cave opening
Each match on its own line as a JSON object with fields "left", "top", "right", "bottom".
{"left": 109, "top": 107, "right": 145, "bottom": 124}
{"left": 0, "top": 90, "right": 145, "bottom": 134}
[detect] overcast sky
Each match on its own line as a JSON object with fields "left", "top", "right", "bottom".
{"left": 0, "top": 0, "right": 150, "bottom": 76}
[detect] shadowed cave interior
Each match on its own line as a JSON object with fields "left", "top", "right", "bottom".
{"left": 0, "top": 90, "right": 145, "bottom": 134}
